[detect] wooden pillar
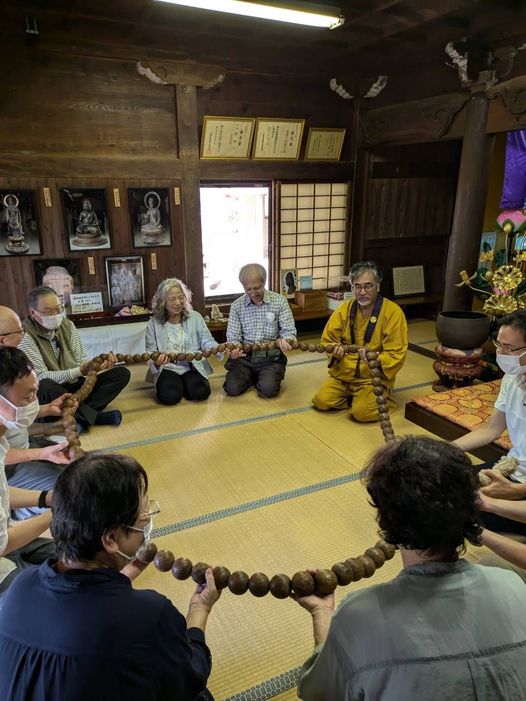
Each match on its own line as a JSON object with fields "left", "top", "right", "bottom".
{"left": 349, "top": 100, "right": 371, "bottom": 267}
{"left": 175, "top": 84, "right": 204, "bottom": 312}
{"left": 442, "top": 92, "right": 493, "bottom": 311}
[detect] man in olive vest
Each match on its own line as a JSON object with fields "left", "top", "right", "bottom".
{"left": 19, "top": 287, "right": 130, "bottom": 430}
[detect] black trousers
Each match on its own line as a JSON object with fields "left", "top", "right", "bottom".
{"left": 38, "top": 366, "right": 131, "bottom": 425}
{"left": 156, "top": 368, "right": 211, "bottom": 405}
{"left": 224, "top": 353, "right": 287, "bottom": 399}
{"left": 477, "top": 460, "right": 526, "bottom": 537}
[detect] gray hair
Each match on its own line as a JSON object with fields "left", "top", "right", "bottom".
{"left": 239, "top": 263, "right": 267, "bottom": 286}
{"left": 151, "top": 278, "right": 193, "bottom": 323}
{"left": 349, "top": 261, "right": 382, "bottom": 284}
{"left": 27, "top": 286, "right": 59, "bottom": 310}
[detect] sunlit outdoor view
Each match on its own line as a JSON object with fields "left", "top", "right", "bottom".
{"left": 201, "top": 185, "right": 270, "bottom": 297}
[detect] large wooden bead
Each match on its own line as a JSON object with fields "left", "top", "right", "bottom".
{"left": 373, "top": 387, "right": 384, "bottom": 396}
{"left": 210, "top": 346, "right": 219, "bottom": 355}
{"left": 367, "top": 360, "right": 379, "bottom": 369}
{"left": 154, "top": 549, "right": 175, "bottom": 572}
{"left": 172, "top": 557, "right": 193, "bottom": 580}
{"left": 345, "top": 558, "right": 365, "bottom": 581}
{"left": 314, "top": 569, "right": 338, "bottom": 596}
{"left": 228, "top": 571, "right": 249, "bottom": 595}
{"left": 316, "top": 344, "right": 325, "bottom": 353}
{"left": 356, "top": 555, "right": 376, "bottom": 578}
{"left": 168, "top": 352, "right": 176, "bottom": 362}
{"left": 364, "top": 547, "right": 386, "bottom": 568}
{"left": 116, "top": 353, "right": 125, "bottom": 362}
{"left": 378, "top": 405, "right": 389, "bottom": 415}
{"left": 376, "top": 540, "right": 397, "bottom": 560}
{"left": 217, "top": 344, "right": 226, "bottom": 353}
{"left": 202, "top": 349, "right": 211, "bottom": 358}
{"left": 225, "top": 342, "right": 235, "bottom": 350}
{"left": 176, "top": 353, "right": 186, "bottom": 362}
{"left": 325, "top": 344, "right": 334, "bottom": 353}
{"left": 212, "top": 566, "right": 231, "bottom": 590}
{"left": 269, "top": 573, "right": 291, "bottom": 599}
{"left": 299, "top": 343, "right": 308, "bottom": 351}
{"left": 248, "top": 572, "right": 270, "bottom": 597}
{"left": 141, "top": 352, "right": 150, "bottom": 362}
{"left": 372, "top": 377, "right": 383, "bottom": 387}
{"left": 291, "top": 571, "right": 315, "bottom": 597}
{"left": 133, "top": 354, "right": 142, "bottom": 363}
{"left": 332, "top": 562, "right": 353, "bottom": 586}
{"left": 348, "top": 344, "right": 358, "bottom": 353}
{"left": 243, "top": 343, "right": 252, "bottom": 353}
{"left": 307, "top": 344, "right": 317, "bottom": 353}
{"left": 370, "top": 368, "right": 381, "bottom": 377}
{"left": 366, "top": 350, "right": 378, "bottom": 361}
{"left": 194, "top": 352, "right": 202, "bottom": 361}
{"left": 62, "top": 398, "right": 75, "bottom": 409}
{"left": 291, "top": 341, "right": 299, "bottom": 350}
{"left": 186, "top": 353, "right": 195, "bottom": 361}
{"left": 150, "top": 352, "right": 159, "bottom": 361}
{"left": 136, "top": 541, "right": 157, "bottom": 563}
{"left": 124, "top": 354, "right": 133, "bottom": 364}
{"left": 191, "top": 562, "right": 210, "bottom": 585}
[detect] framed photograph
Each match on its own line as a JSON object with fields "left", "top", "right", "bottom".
{"left": 128, "top": 188, "right": 172, "bottom": 248}
{"left": 280, "top": 268, "right": 298, "bottom": 298}
{"left": 253, "top": 118, "right": 304, "bottom": 160}
{"left": 392, "top": 265, "right": 426, "bottom": 297}
{"left": 305, "top": 128, "right": 346, "bottom": 161}
{"left": 33, "top": 258, "right": 80, "bottom": 308}
{"left": 200, "top": 116, "right": 255, "bottom": 159}
{"left": 61, "top": 188, "right": 111, "bottom": 251}
{"left": 105, "top": 256, "right": 145, "bottom": 308}
{"left": 0, "top": 189, "right": 42, "bottom": 256}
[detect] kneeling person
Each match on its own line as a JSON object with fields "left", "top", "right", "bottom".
{"left": 20, "top": 286, "right": 130, "bottom": 429}
{"left": 312, "top": 261, "right": 407, "bottom": 422}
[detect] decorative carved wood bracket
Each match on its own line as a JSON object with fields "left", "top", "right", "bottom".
{"left": 361, "top": 93, "right": 469, "bottom": 146}
{"left": 488, "top": 75, "right": 526, "bottom": 118}
{"left": 137, "top": 59, "right": 225, "bottom": 89}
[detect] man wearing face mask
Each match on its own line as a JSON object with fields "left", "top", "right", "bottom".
{"left": 20, "top": 286, "right": 131, "bottom": 430}
{"left": 0, "top": 453, "right": 220, "bottom": 701}
{"left": 312, "top": 261, "right": 408, "bottom": 422}
{"left": 0, "top": 345, "right": 71, "bottom": 520}
{"left": 0, "top": 348, "right": 55, "bottom": 607}
{"left": 454, "top": 310, "right": 526, "bottom": 534}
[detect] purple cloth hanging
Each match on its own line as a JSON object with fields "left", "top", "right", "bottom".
{"left": 500, "top": 130, "right": 526, "bottom": 210}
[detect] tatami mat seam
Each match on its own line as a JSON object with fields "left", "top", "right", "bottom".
{"left": 224, "top": 667, "right": 302, "bottom": 701}
{"left": 151, "top": 472, "right": 362, "bottom": 537}
{"left": 98, "top": 381, "right": 433, "bottom": 453}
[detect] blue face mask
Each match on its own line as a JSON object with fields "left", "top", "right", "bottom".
{"left": 116, "top": 518, "right": 154, "bottom": 562}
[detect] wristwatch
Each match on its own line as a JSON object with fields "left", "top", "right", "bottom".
{"left": 38, "top": 490, "right": 49, "bottom": 509}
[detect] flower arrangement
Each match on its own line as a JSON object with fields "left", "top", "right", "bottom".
{"left": 457, "top": 209, "right": 526, "bottom": 318}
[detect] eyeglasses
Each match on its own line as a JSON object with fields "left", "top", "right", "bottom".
{"left": 38, "top": 306, "right": 64, "bottom": 315}
{"left": 492, "top": 339, "right": 526, "bottom": 354}
{"left": 0, "top": 328, "right": 25, "bottom": 337}
{"left": 140, "top": 499, "right": 161, "bottom": 519}
{"left": 351, "top": 283, "right": 376, "bottom": 292}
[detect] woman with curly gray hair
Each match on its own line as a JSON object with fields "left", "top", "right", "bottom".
{"left": 145, "top": 278, "right": 220, "bottom": 405}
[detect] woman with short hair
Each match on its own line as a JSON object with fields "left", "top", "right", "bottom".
{"left": 145, "top": 278, "right": 220, "bottom": 405}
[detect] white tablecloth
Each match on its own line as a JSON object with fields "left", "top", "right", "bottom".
{"left": 78, "top": 321, "right": 148, "bottom": 359}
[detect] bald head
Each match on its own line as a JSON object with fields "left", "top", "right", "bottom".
{"left": 0, "top": 306, "right": 24, "bottom": 348}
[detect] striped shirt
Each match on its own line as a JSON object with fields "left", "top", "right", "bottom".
{"left": 19, "top": 324, "right": 87, "bottom": 385}
{"left": 226, "top": 290, "right": 297, "bottom": 344}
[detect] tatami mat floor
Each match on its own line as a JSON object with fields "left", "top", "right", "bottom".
{"left": 79, "top": 319, "right": 481, "bottom": 701}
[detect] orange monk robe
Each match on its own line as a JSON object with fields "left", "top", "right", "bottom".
{"left": 312, "top": 298, "right": 408, "bottom": 422}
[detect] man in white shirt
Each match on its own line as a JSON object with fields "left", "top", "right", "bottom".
{"left": 0, "top": 347, "right": 54, "bottom": 607}
{"left": 454, "top": 310, "right": 526, "bottom": 534}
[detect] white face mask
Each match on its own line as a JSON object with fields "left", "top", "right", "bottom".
{"left": 116, "top": 518, "right": 154, "bottom": 562}
{"left": 0, "top": 395, "right": 40, "bottom": 430}
{"left": 35, "top": 311, "right": 64, "bottom": 331}
{"left": 496, "top": 351, "right": 526, "bottom": 376}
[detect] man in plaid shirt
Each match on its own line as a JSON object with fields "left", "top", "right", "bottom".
{"left": 224, "top": 264, "right": 296, "bottom": 398}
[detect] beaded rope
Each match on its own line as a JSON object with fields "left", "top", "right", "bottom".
{"left": 59, "top": 342, "right": 397, "bottom": 597}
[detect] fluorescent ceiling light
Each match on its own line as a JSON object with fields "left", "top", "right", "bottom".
{"left": 154, "top": 0, "right": 345, "bottom": 29}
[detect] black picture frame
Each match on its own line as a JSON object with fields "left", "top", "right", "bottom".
{"left": 0, "top": 189, "right": 42, "bottom": 257}
{"left": 105, "top": 255, "right": 145, "bottom": 308}
{"left": 61, "top": 187, "right": 111, "bottom": 251}
{"left": 127, "top": 187, "right": 172, "bottom": 248}
{"left": 33, "top": 258, "right": 81, "bottom": 308}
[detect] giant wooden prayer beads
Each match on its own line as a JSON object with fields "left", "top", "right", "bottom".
{"left": 58, "top": 343, "right": 399, "bottom": 595}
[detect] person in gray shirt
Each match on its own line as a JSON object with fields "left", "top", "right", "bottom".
{"left": 294, "top": 435, "right": 526, "bottom": 700}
